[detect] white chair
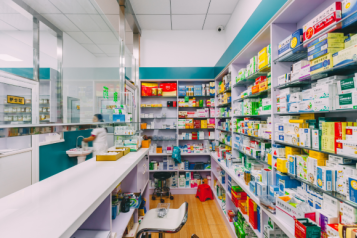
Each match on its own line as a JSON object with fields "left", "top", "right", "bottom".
{"left": 136, "top": 202, "right": 188, "bottom": 238}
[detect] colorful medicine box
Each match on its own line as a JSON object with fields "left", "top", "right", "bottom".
{"left": 303, "top": 2, "right": 342, "bottom": 42}
{"left": 308, "top": 47, "right": 342, "bottom": 61}
{"left": 333, "top": 44, "right": 357, "bottom": 67}
{"left": 336, "top": 77, "right": 357, "bottom": 94}
{"left": 348, "top": 176, "right": 357, "bottom": 203}
{"left": 310, "top": 53, "right": 334, "bottom": 75}
{"left": 317, "top": 166, "right": 336, "bottom": 191}
{"left": 278, "top": 29, "right": 303, "bottom": 57}
{"left": 308, "top": 38, "right": 345, "bottom": 55}
{"left": 287, "top": 155, "right": 297, "bottom": 176}
{"left": 307, "top": 33, "right": 345, "bottom": 49}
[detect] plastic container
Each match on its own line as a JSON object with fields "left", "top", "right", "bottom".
{"left": 258, "top": 195, "right": 276, "bottom": 214}
{"left": 141, "top": 123, "right": 147, "bottom": 129}
{"left": 157, "top": 203, "right": 170, "bottom": 218}
{"left": 142, "top": 139, "right": 151, "bottom": 148}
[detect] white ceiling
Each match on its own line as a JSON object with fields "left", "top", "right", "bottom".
{"left": 0, "top": 0, "right": 133, "bottom": 57}
{"left": 130, "top": 0, "right": 240, "bottom": 30}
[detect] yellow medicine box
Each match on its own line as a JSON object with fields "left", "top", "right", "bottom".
{"left": 285, "top": 146, "right": 301, "bottom": 158}
{"left": 310, "top": 53, "right": 334, "bottom": 75}
{"left": 277, "top": 157, "right": 288, "bottom": 173}
{"left": 267, "top": 153, "right": 272, "bottom": 165}
{"left": 201, "top": 120, "right": 207, "bottom": 128}
{"left": 321, "top": 135, "right": 336, "bottom": 154}
{"left": 309, "top": 150, "right": 328, "bottom": 160}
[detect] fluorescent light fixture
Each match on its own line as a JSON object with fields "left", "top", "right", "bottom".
{"left": 0, "top": 54, "right": 22, "bottom": 61}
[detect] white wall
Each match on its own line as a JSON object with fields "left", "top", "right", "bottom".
{"left": 224, "top": 0, "right": 262, "bottom": 48}
{"left": 140, "top": 30, "right": 226, "bottom": 67}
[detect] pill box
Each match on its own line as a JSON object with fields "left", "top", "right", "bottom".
{"left": 317, "top": 166, "right": 336, "bottom": 191}
{"left": 299, "top": 128, "right": 311, "bottom": 148}
{"left": 308, "top": 38, "right": 345, "bottom": 54}
{"left": 312, "top": 129, "right": 321, "bottom": 150}
{"left": 333, "top": 44, "right": 357, "bottom": 67}
{"left": 287, "top": 155, "right": 297, "bottom": 176}
{"left": 335, "top": 92, "right": 357, "bottom": 110}
{"left": 307, "top": 33, "right": 345, "bottom": 48}
{"left": 287, "top": 102, "right": 299, "bottom": 112}
{"left": 313, "top": 98, "right": 332, "bottom": 112}
{"left": 299, "top": 100, "right": 314, "bottom": 112}
{"left": 302, "top": 89, "right": 313, "bottom": 101}
{"left": 329, "top": 154, "right": 353, "bottom": 165}
{"left": 275, "top": 123, "right": 284, "bottom": 132}
{"left": 303, "top": 3, "right": 342, "bottom": 42}
{"left": 336, "top": 140, "right": 357, "bottom": 157}
{"left": 310, "top": 53, "right": 334, "bottom": 75}
{"left": 284, "top": 134, "right": 299, "bottom": 146}
{"left": 348, "top": 176, "right": 357, "bottom": 203}
{"left": 287, "top": 92, "right": 302, "bottom": 103}
{"left": 308, "top": 46, "right": 343, "bottom": 61}
{"left": 336, "top": 77, "right": 357, "bottom": 94}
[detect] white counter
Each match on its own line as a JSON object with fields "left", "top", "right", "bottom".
{"left": 0, "top": 148, "right": 149, "bottom": 238}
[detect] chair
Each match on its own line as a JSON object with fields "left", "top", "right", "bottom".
{"left": 136, "top": 202, "right": 189, "bottom": 238}
{"left": 195, "top": 183, "right": 213, "bottom": 202}
{"left": 152, "top": 172, "right": 174, "bottom": 203}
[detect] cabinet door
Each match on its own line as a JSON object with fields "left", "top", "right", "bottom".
{"left": 137, "top": 154, "right": 149, "bottom": 193}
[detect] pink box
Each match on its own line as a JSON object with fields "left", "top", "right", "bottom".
{"left": 303, "top": 2, "right": 342, "bottom": 42}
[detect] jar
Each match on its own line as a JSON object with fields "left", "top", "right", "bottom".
{"left": 4, "top": 107, "right": 9, "bottom": 113}
{"left": 25, "top": 107, "right": 31, "bottom": 113}
{"left": 16, "top": 107, "right": 21, "bottom": 113}
{"left": 43, "top": 107, "right": 47, "bottom": 112}
{"left": 18, "top": 116, "right": 23, "bottom": 121}
{"left": 25, "top": 115, "right": 31, "bottom": 121}
{"left": 45, "top": 99, "right": 49, "bottom": 104}
{"left": 40, "top": 114, "right": 45, "bottom": 121}
{"left": 13, "top": 116, "right": 18, "bottom": 121}
{"left": 12, "top": 107, "right": 17, "bottom": 112}
{"left": 25, "top": 99, "right": 31, "bottom": 104}
{"left": 39, "top": 107, "right": 43, "bottom": 112}
{"left": 4, "top": 116, "right": 9, "bottom": 121}
{"left": 40, "top": 99, "right": 44, "bottom": 104}
{"left": 20, "top": 107, "right": 25, "bottom": 112}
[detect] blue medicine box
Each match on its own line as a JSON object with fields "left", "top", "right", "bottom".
{"left": 194, "top": 85, "right": 202, "bottom": 96}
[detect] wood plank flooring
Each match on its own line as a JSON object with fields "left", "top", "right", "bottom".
{"left": 149, "top": 194, "right": 232, "bottom": 238}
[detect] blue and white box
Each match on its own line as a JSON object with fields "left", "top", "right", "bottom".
{"left": 256, "top": 182, "right": 268, "bottom": 196}
{"left": 287, "top": 155, "right": 297, "bottom": 176}
{"left": 278, "top": 29, "right": 303, "bottom": 57}
{"left": 316, "top": 166, "right": 336, "bottom": 191}
{"left": 348, "top": 176, "right": 357, "bottom": 203}
{"left": 269, "top": 185, "right": 279, "bottom": 197}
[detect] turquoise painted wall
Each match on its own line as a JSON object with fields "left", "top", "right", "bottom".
{"left": 139, "top": 0, "right": 288, "bottom": 80}
{"left": 39, "top": 130, "right": 93, "bottom": 181}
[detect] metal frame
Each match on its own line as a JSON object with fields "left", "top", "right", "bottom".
{"left": 135, "top": 202, "right": 189, "bottom": 238}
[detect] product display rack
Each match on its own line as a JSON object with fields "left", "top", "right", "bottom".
{"left": 140, "top": 79, "right": 215, "bottom": 195}
{"left": 208, "top": 1, "right": 357, "bottom": 237}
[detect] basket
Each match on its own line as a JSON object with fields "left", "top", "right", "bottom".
{"left": 142, "top": 139, "right": 151, "bottom": 148}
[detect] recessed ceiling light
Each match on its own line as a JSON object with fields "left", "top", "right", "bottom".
{"left": 0, "top": 54, "right": 22, "bottom": 61}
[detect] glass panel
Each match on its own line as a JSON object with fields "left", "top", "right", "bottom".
{"left": 0, "top": 82, "right": 32, "bottom": 125}
{"left": 0, "top": 1, "right": 34, "bottom": 80}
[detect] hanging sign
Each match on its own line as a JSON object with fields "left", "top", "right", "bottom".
{"left": 7, "top": 95, "right": 25, "bottom": 105}
{"left": 103, "top": 86, "right": 109, "bottom": 99}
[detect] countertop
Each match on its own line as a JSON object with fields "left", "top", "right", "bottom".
{"left": 0, "top": 148, "right": 149, "bottom": 238}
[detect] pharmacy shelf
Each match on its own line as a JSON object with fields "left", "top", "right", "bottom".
{"left": 234, "top": 88, "right": 271, "bottom": 102}
{"left": 233, "top": 114, "right": 270, "bottom": 118}
{"left": 216, "top": 128, "right": 232, "bottom": 133}
{"left": 274, "top": 108, "right": 357, "bottom": 115}
{"left": 237, "top": 207, "right": 261, "bottom": 238}
{"left": 274, "top": 80, "right": 311, "bottom": 90}
{"left": 151, "top": 139, "right": 177, "bottom": 141}
{"left": 288, "top": 175, "right": 357, "bottom": 209}
{"left": 217, "top": 89, "right": 231, "bottom": 96}
{"left": 179, "top": 138, "right": 214, "bottom": 141}
{"left": 211, "top": 153, "right": 294, "bottom": 238}
{"left": 141, "top": 107, "right": 177, "bottom": 109}
{"left": 181, "top": 153, "right": 212, "bottom": 156}
{"left": 178, "top": 106, "right": 213, "bottom": 109}
{"left": 178, "top": 128, "right": 214, "bottom": 130}
{"left": 149, "top": 170, "right": 211, "bottom": 173}
{"left": 178, "top": 117, "right": 214, "bottom": 119}
{"left": 178, "top": 95, "right": 213, "bottom": 98}
{"left": 233, "top": 70, "right": 269, "bottom": 87}
{"left": 274, "top": 140, "right": 357, "bottom": 160}
{"left": 142, "top": 128, "right": 176, "bottom": 130}
{"left": 233, "top": 148, "right": 270, "bottom": 167}
{"left": 217, "top": 103, "right": 231, "bottom": 108}
{"left": 273, "top": 44, "right": 307, "bottom": 63}
{"left": 216, "top": 117, "right": 231, "bottom": 119}
{"left": 218, "top": 140, "right": 232, "bottom": 147}
{"left": 149, "top": 187, "right": 198, "bottom": 190}
{"left": 112, "top": 208, "right": 135, "bottom": 237}
{"left": 141, "top": 117, "right": 178, "bottom": 119}
{"left": 212, "top": 170, "right": 225, "bottom": 189}
{"left": 233, "top": 132, "right": 271, "bottom": 141}
{"left": 141, "top": 96, "right": 177, "bottom": 98}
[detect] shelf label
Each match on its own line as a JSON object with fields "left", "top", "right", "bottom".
{"left": 7, "top": 95, "right": 25, "bottom": 105}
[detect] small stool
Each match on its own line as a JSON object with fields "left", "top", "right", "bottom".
{"left": 195, "top": 184, "right": 213, "bottom": 202}
{"left": 136, "top": 202, "right": 188, "bottom": 238}
{"left": 152, "top": 172, "right": 174, "bottom": 203}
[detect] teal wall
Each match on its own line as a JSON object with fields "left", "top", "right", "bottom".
{"left": 139, "top": 0, "right": 288, "bottom": 80}
{"left": 0, "top": 68, "right": 51, "bottom": 80}
{"left": 39, "top": 130, "right": 93, "bottom": 181}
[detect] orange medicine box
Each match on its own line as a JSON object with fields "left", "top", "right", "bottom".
{"left": 252, "top": 85, "right": 259, "bottom": 94}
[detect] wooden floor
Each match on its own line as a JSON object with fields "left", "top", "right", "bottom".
{"left": 149, "top": 194, "right": 231, "bottom": 238}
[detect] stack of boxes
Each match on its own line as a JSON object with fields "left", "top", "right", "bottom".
{"left": 264, "top": 219, "right": 289, "bottom": 238}
{"left": 234, "top": 117, "right": 272, "bottom": 140}
{"left": 276, "top": 87, "right": 301, "bottom": 113}
{"left": 335, "top": 74, "right": 357, "bottom": 110}
{"left": 258, "top": 44, "right": 271, "bottom": 70}
{"left": 278, "top": 29, "right": 303, "bottom": 57}
{"left": 217, "top": 91, "right": 231, "bottom": 105}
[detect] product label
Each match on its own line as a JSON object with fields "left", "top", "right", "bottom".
{"left": 339, "top": 93, "right": 353, "bottom": 105}
{"left": 340, "top": 78, "right": 355, "bottom": 91}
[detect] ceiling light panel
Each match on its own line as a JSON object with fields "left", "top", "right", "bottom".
{"left": 22, "top": 0, "right": 61, "bottom": 14}
{"left": 85, "top": 32, "right": 119, "bottom": 45}
{"left": 81, "top": 44, "right": 103, "bottom": 53}
{"left": 203, "top": 15, "right": 231, "bottom": 30}
{"left": 130, "top": 0, "right": 170, "bottom": 14}
{"left": 136, "top": 15, "right": 171, "bottom": 30}
{"left": 42, "top": 14, "right": 80, "bottom": 31}
{"left": 66, "top": 32, "right": 93, "bottom": 44}
{"left": 49, "top": 0, "right": 98, "bottom": 14}
{"left": 171, "top": 0, "right": 210, "bottom": 14}
{"left": 172, "top": 15, "right": 205, "bottom": 30}
{"left": 208, "top": 0, "right": 239, "bottom": 14}
{"left": 66, "top": 14, "right": 111, "bottom": 32}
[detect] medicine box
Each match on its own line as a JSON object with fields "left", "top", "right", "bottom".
{"left": 316, "top": 166, "right": 336, "bottom": 191}
{"left": 292, "top": 60, "right": 310, "bottom": 74}
{"left": 308, "top": 47, "right": 343, "bottom": 61}
{"left": 272, "top": 144, "right": 285, "bottom": 157}
{"left": 256, "top": 182, "right": 267, "bottom": 196}
{"left": 275, "top": 123, "right": 284, "bottom": 132}
{"left": 313, "top": 98, "right": 332, "bottom": 111}
{"left": 307, "top": 157, "right": 318, "bottom": 185}
{"left": 287, "top": 155, "right": 297, "bottom": 176}
{"left": 328, "top": 154, "right": 353, "bottom": 164}
{"left": 287, "top": 92, "right": 302, "bottom": 103}
{"left": 284, "top": 134, "right": 299, "bottom": 145}
{"left": 335, "top": 92, "right": 357, "bottom": 110}
{"left": 318, "top": 210, "right": 338, "bottom": 232}
{"left": 299, "top": 128, "right": 311, "bottom": 148}
{"left": 301, "top": 89, "right": 313, "bottom": 101}
{"left": 348, "top": 176, "right": 357, "bottom": 204}
{"left": 336, "top": 77, "right": 357, "bottom": 94}
{"left": 288, "top": 102, "right": 299, "bottom": 113}
{"left": 308, "top": 38, "right": 345, "bottom": 54}
{"left": 345, "top": 33, "right": 357, "bottom": 48}
{"left": 307, "top": 33, "right": 345, "bottom": 48}
{"left": 278, "top": 29, "right": 303, "bottom": 57}
{"left": 299, "top": 100, "right": 314, "bottom": 112}
{"left": 277, "top": 74, "right": 290, "bottom": 86}
{"left": 346, "top": 126, "right": 357, "bottom": 141}
{"left": 310, "top": 53, "right": 334, "bottom": 75}
{"left": 303, "top": 3, "right": 342, "bottom": 42}
{"left": 312, "top": 129, "right": 321, "bottom": 150}
{"left": 333, "top": 44, "right": 357, "bottom": 67}
{"left": 313, "top": 83, "right": 336, "bottom": 99}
